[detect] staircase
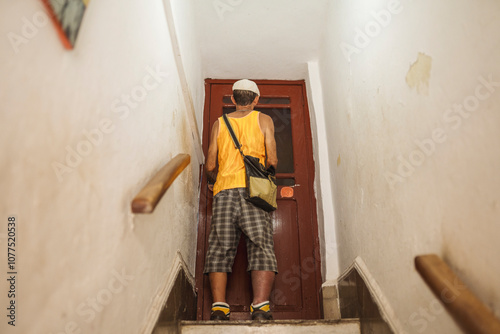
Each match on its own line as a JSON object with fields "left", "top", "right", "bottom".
{"left": 154, "top": 319, "right": 360, "bottom": 334}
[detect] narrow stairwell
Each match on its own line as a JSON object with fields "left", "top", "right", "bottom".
{"left": 154, "top": 319, "right": 360, "bottom": 334}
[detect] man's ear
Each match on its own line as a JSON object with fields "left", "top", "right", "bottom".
{"left": 231, "top": 95, "right": 236, "bottom": 105}
{"left": 253, "top": 96, "right": 260, "bottom": 105}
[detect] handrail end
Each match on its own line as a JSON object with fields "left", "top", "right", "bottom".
{"left": 414, "top": 254, "right": 439, "bottom": 270}
{"left": 132, "top": 199, "right": 154, "bottom": 214}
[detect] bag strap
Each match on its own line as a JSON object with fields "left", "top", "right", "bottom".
{"left": 222, "top": 113, "right": 245, "bottom": 157}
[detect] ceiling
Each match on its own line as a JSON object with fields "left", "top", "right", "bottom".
{"left": 192, "top": 0, "right": 330, "bottom": 80}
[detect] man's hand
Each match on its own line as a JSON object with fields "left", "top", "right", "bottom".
{"left": 206, "top": 168, "right": 217, "bottom": 192}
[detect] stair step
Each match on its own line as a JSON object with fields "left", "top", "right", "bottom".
{"left": 154, "top": 319, "right": 360, "bottom": 334}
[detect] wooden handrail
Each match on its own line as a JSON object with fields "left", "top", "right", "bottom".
{"left": 415, "top": 254, "right": 500, "bottom": 334}
{"left": 132, "top": 154, "right": 191, "bottom": 214}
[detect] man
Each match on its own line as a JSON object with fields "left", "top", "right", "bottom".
{"left": 204, "top": 79, "right": 278, "bottom": 321}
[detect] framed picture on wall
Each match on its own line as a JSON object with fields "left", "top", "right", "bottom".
{"left": 41, "top": 0, "right": 90, "bottom": 49}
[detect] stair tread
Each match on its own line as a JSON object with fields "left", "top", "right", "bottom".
{"left": 152, "top": 319, "right": 361, "bottom": 334}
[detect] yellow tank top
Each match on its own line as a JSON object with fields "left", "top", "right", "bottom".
{"left": 213, "top": 110, "right": 266, "bottom": 196}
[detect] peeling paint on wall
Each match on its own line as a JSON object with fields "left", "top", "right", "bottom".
{"left": 406, "top": 52, "right": 432, "bottom": 95}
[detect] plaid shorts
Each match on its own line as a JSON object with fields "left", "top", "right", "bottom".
{"left": 204, "top": 188, "right": 278, "bottom": 274}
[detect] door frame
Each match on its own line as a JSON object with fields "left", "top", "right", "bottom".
{"left": 195, "top": 79, "right": 322, "bottom": 320}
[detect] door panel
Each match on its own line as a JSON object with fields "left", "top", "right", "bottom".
{"left": 195, "top": 80, "right": 321, "bottom": 320}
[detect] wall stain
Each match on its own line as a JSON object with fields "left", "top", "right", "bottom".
{"left": 337, "top": 154, "right": 341, "bottom": 166}
{"left": 406, "top": 52, "right": 432, "bottom": 95}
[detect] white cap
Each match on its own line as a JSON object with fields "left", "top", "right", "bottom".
{"left": 232, "top": 79, "right": 260, "bottom": 96}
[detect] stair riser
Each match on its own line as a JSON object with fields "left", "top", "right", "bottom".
{"left": 181, "top": 323, "right": 360, "bottom": 334}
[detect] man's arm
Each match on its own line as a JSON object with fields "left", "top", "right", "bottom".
{"left": 260, "top": 114, "right": 278, "bottom": 168}
{"left": 205, "top": 120, "right": 219, "bottom": 186}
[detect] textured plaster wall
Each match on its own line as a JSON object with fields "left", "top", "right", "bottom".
{"left": 0, "top": 1, "right": 201, "bottom": 333}
{"left": 320, "top": 0, "right": 500, "bottom": 332}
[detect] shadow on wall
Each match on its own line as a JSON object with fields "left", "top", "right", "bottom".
{"left": 153, "top": 267, "right": 197, "bottom": 334}
{"left": 339, "top": 268, "right": 393, "bottom": 334}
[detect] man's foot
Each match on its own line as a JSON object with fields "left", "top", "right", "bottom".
{"left": 251, "top": 301, "right": 273, "bottom": 320}
{"left": 210, "top": 302, "right": 230, "bottom": 321}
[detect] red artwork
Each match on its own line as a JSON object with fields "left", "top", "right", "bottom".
{"left": 41, "top": 0, "right": 89, "bottom": 50}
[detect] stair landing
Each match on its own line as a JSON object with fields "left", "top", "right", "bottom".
{"left": 155, "top": 319, "right": 360, "bottom": 334}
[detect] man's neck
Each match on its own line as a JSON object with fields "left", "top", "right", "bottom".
{"left": 229, "top": 105, "right": 255, "bottom": 118}
{"left": 235, "top": 105, "right": 254, "bottom": 112}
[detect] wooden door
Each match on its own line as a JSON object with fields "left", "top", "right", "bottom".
{"left": 195, "top": 80, "right": 321, "bottom": 320}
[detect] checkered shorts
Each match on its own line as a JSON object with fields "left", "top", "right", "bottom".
{"left": 204, "top": 188, "right": 278, "bottom": 274}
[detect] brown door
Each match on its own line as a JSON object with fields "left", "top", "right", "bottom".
{"left": 195, "top": 80, "right": 321, "bottom": 320}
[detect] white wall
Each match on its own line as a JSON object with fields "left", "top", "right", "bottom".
{"left": 0, "top": 0, "right": 202, "bottom": 333}
{"left": 319, "top": 0, "right": 500, "bottom": 332}
{"left": 305, "top": 61, "right": 340, "bottom": 282}
{"left": 169, "top": 0, "right": 205, "bottom": 140}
